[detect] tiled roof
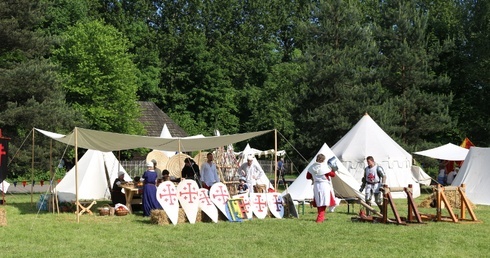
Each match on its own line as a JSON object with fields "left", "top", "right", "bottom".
{"left": 137, "top": 101, "right": 188, "bottom": 137}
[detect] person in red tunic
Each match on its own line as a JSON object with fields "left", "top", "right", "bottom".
{"left": 306, "top": 154, "right": 336, "bottom": 223}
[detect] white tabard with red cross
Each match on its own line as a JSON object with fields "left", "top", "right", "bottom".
{"left": 233, "top": 193, "right": 252, "bottom": 219}
{"left": 266, "top": 192, "right": 284, "bottom": 219}
{"left": 250, "top": 193, "right": 268, "bottom": 219}
{"left": 177, "top": 179, "right": 200, "bottom": 224}
{"left": 156, "top": 181, "right": 179, "bottom": 225}
{"left": 209, "top": 182, "right": 231, "bottom": 220}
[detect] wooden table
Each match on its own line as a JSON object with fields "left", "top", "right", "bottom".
{"left": 120, "top": 184, "right": 140, "bottom": 214}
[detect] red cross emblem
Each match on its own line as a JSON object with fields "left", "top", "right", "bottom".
{"left": 212, "top": 185, "right": 229, "bottom": 204}
{"left": 180, "top": 182, "right": 198, "bottom": 204}
{"left": 159, "top": 184, "right": 177, "bottom": 205}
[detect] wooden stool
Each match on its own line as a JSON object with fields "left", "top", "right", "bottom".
{"left": 74, "top": 200, "right": 97, "bottom": 215}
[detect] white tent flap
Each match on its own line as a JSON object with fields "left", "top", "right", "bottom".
{"left": 451, "top": 147, "right": 490, "bottom": 205}
{"left": 414, "top": 143, "right": 469, "bottom": 161}
{"left": 283, "top": 143, "right": 363, "bottom": 202}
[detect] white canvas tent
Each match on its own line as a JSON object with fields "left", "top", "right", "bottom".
{"left": 283, "top": 143, "right": 364, "bottom": 202}
{"left": 157, "top": 124, "right": 176, "bottom": 157}
{"left": 414, "top": 143, "right": 469, "bottom": 161}
{"left": 451, "top": 147, "right": 490, "bottom": 205}
{"left": 54, "top": 149, "right": 131, "bottom": 202}
{"left": 331, "top": 114, "right": 420, "bottom": 198}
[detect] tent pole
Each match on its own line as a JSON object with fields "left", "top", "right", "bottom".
{"left": 274, "top": 129, "right": 277, "bottom": 190}
{"left": 75, "top": 128, "right": 79, "bottom": 223}
{"left": 50, "top": 139, "right": 54, "bottom": 213}
{"left": 31, "top": 128, "right": 35, "bottom": 206}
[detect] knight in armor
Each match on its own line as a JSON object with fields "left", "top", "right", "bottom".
{"left": 359, "top": 156, "right": 386, "bottom": 212}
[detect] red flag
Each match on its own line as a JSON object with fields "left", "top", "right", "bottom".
{"left": 460, "top": 137, "right": 475, "bottom": 149}
{"left": 457, "top": 138, "right": 475, "bottom": 167}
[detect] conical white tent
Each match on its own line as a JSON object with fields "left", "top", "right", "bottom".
{"left": 331, "top": 114, "right": 420, "bottom": 198}
{"left": 54, "top": 150, "right": 131, "bottom": 202}
{"left": 158, "top": 124, "right": 176, "bottom": 157}
{"left": 451, "top": 147, "right": 490, "bottom": 205}
{"left": 282, "top": 143, "right": 364, "bottom": 201}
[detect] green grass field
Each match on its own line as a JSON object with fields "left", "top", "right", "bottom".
{"left": 1, "top": 192, "right": 489, "bottom": 258}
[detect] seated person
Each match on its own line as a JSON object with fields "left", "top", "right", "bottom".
{"left": 111, "top": 171, "right": 126, "bottom": 205}
{"left": 162, "top": 169, "right": 170, "bottom": 182}
{"left": 237, "top": 177, "right": 249, "bottom": 194}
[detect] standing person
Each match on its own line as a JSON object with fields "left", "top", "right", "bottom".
{"left": 151, "top": 159, "right": 162, "bottom": 180}
{"left": 446, "top": 167, "right": 459, "bottom": 185}
{"left": 200, "top": 152, "right": 220, "bottom": 190}
{"left": 111, "top": 171, "right": 126, "bottom": 205}
{"left": 359, "top": 156, "right": 386, "bottom": 212}
{"left": 276, "top": 157, "right": 286, "bottom": 186}
{"left": 142, "top": 162, "right": 162, "bottom": 216}
{"left": 306, "top": 154, "right": 336, "bottom": 223}
{"left": 182, "top": 158, "right": 200, "bottom": 180}
{"left": 437, "top": 163, "right": 447, "bottom": 185}
{"left": 238, "top": 155, "right": 264, "bottom": 194}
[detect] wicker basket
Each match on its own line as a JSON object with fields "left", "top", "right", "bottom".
{"left": 115, "top": 209, "right": 129, "bottom": 216}
{"left": 98, "top": 205, "right": 111, "bottom": 216}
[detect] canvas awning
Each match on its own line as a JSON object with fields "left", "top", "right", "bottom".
{"left": 414, "top": 143, "right": 469, "bottom": 161}
{"left": 35, "top": 127, "right": 273, "bottom": 152}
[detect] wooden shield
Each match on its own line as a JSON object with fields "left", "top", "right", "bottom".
{"left": 177, "top": 179, "right": 200, "bottom": 224}
{"left": 156, "top": 181, "right": 179, "bottom": 225}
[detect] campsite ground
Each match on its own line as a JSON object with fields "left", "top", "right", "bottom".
{"left": 1, "top": 192, "right": 488, "bottom": 258}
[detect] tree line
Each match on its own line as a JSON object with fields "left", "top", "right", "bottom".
{"left": 1, "top": 0, "right": 489, "bottom": 179}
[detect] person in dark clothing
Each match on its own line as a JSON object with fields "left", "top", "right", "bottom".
{"left": 111, "top": 171, "right": 126, "bottom": 205}
{"left": 181, "top": 158, "right": 200, "bottom": 181}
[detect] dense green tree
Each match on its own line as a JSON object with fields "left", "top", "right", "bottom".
{"left": 52, "top": 20, "right": 143, "bottom": 134}
{"left": 0, "top": 0, "right": 80, "bottom": 179}
{"left": 96, "top": 0, "right": 164, "bottom": 105}
{"left": 371, "top": 0, "right": 454, "bottom": 150}
{"left": 293, "top": 0, "right": 383, "bottom": 158}
{"left": 448, "top": 0, "right": 490, "bottom": 146}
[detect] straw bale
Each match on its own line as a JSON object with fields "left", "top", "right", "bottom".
{"left": 0, "top": 208, "right": 6, "bottom": 226}
{"left": 166, "top": 153, "right": 192, "bottom": 178}
{"left": 150, "top": 208, "right": 216, "bottom": 225}
{"left": 193, "top": 152, "right": 208, "bottom": 167}
{"left": 146, "top": 150, "right": 169, "bottom": 172}
{"left": 419, "top": 192, "right": 476, "bottom": 210}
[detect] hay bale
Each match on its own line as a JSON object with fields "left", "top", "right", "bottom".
{"left": 0, "top": 208, "right": 6, "bottom": 226}
{"left": 419, "top": 192, "right": 476, "bottom": 210}
{"left": 146, "top": 150, "right": 169, "bottom": 173}
{"left": 166, "top": 153, "right": 192, "bottom": 178}
{"left": 150, "top": 208, "right": 214, "bottom": 225}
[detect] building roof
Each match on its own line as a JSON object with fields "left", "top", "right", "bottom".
{"left": 137, "top": 101, "right": 188, "bottom": 137}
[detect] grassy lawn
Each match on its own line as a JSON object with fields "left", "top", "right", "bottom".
{"left": 0, "top": 192, "right": 489, "bottom": 258}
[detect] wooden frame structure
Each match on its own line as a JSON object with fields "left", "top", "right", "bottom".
{"left": 380, "top": 184, "right": 423, "bottom": 225}
{"left": 422, "top": 184, "right": 479, "bottom": 223}
{"left": 356, "top": 184, "right": 423, "bottom": 225}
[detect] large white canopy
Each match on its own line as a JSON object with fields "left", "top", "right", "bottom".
{"left": 414, "top": 143, "right": 469, "bottom": 161}
{"left": 35, "top": 127, "right": 272, "bottom": 152}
